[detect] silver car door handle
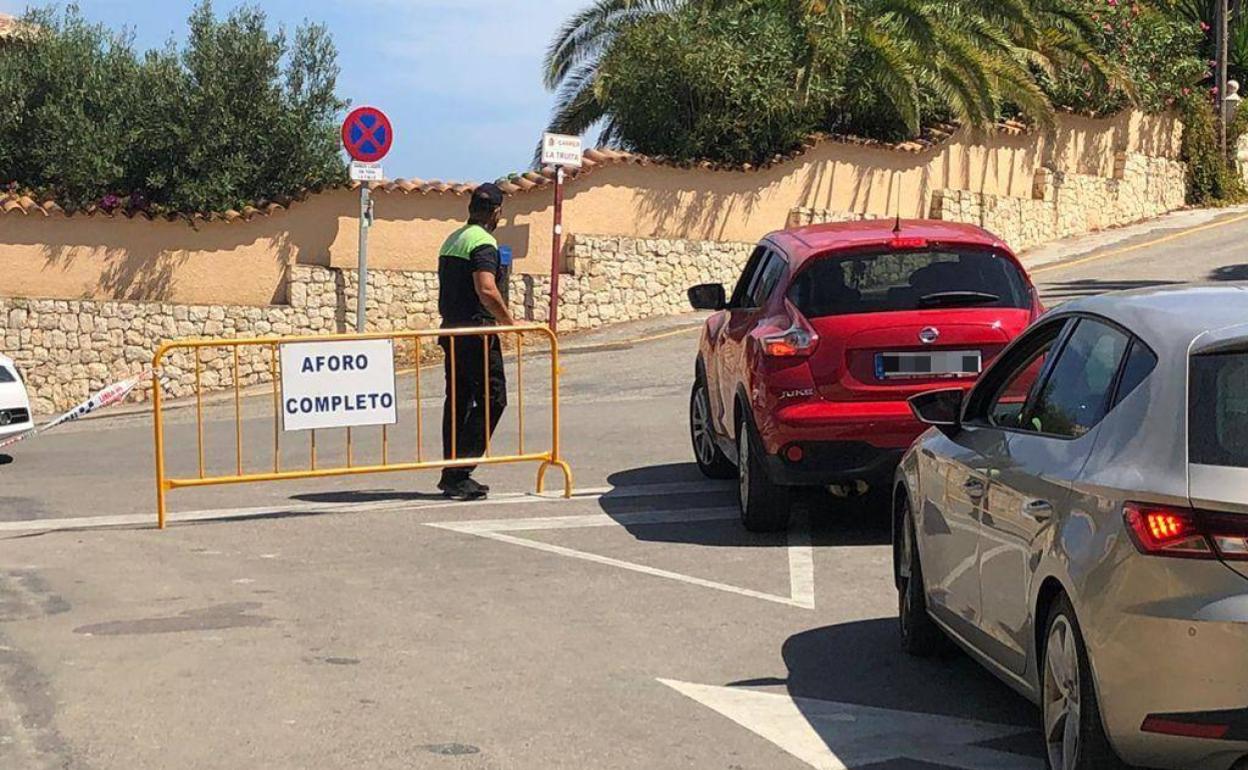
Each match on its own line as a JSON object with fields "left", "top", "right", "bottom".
{"left": 963, "top": 478, "right": 985, "bottom": 497}
{"left": 1025, "top": 499, "right": 1054, "bottom": 522}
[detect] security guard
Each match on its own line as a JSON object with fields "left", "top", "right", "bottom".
{"left": 437, "top": 183, "right": 515, "bottom": 500}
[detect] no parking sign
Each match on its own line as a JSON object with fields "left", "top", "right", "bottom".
{"left": 342, "top": 106, "right": 393, "bottom": 163}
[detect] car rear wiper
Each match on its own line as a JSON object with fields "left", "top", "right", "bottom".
{"left": 917, "top": 291, "right": 1001, "bottom": 308}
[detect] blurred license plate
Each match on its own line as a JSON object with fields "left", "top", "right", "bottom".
{"left": 876, "top": 351, "right": 981, "bottom": 380}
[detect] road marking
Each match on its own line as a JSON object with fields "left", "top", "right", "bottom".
{"left": 427, "top": 506, "right": 817, "bottom": 609}
{"left": 660, "top": 679, "right": 1041, "bottom": 770}
{"left": 0, "top": 480, "right": 733, "bottom": 534}
{"left": 1031, "top": 211, "right": 1248, "bottom": 275}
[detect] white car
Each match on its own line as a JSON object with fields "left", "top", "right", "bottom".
{"left": 0, "top": 354, "right": 34, "bottom": 439}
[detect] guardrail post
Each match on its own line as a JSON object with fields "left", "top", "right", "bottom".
{"left": 151, "top": 363, "right": 168, "bottom": 529}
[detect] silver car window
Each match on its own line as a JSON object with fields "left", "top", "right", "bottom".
{"left": 1191, "top": 353, "right": 1248, "bottom": 468}
{"left": 0, "top": 366, "right": 14, "bottom": 384}
{"left": 1024, "top": 319, "right": 1130, "bottom": 439}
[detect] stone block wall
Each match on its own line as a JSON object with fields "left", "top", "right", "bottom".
{"left": 2, "top": 238, "right": 756, "bottom": 414}
{"left": 928, "top": 151, "right": 1186, "bottom": 251}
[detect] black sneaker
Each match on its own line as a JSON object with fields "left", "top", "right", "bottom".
{"left": 438, "top": 478, "right": 487, "bottom": 501}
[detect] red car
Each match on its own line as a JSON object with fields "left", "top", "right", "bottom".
{"left": 687, "top": 220, "right": 1042, "bottom": 532}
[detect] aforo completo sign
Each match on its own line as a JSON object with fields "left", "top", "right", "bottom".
{"left": 279, "top": 339, "right": 398, "bottom": 431}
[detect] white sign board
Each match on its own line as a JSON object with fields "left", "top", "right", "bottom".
{"left": 350, "top": 161, "right": 385, "bottom": 182}
{"left": 542, "top": 133, "right": 583, "bottom": 168}
{"left": 279, "top": 339, "right": 397, "bottom": 432}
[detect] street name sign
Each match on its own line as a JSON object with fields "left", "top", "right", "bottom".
{"left": 542, "top": 133, "right": 583, "bottom": 168}
{"left": 279, "top": 339, "right": 397, "bottom": 431}
{"left": 342, "top": 106, "right": 394, "bottom": 163}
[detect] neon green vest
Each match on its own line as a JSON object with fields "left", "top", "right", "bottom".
{"left": 440, "top": 224, "right": 498, "bottom": 260}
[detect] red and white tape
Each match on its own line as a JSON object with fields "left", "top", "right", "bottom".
{"left": 0, "top": 370, "right": 153, "bottom": 452}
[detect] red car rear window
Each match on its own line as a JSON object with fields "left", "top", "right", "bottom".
{"left": 788, "top": 249, "right": 1031, "bottom": 319}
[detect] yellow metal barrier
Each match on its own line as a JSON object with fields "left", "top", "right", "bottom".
{"left": 151, "top": 325, "right": 573, "bottom": 529}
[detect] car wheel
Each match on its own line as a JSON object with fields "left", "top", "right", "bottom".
{"left": 1041, "top": 596, "right": 1126, "bottom": 770}
{"left": 736, "top": 415, "right": 791, "bottom": 533}
{"left": 690, "top": 379, "right": 735, "bottom": 480}
{"left": 897, "top": 494, "right": 947, "bottom": 657}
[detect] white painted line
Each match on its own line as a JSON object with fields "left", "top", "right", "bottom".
{"left": 428, "top": 504, "right": 817, "bottom": 609}
{"left": 787, "top": 526, "right": 815, "bottom": 611}
{"left": 0, "top": 480, "right": 734, "bottom": 534}
{"left": 476, "top": 530, "right": 811, "bottom": 608}
{"left": 659, "top": 679, "right": 1041, "bottom": 770}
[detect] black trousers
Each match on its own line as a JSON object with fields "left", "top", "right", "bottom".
{"left": 440, "top": 334, "right": 507, "bottom": 483}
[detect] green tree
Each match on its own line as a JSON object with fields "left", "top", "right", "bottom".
{"left": 598, "top": 2, "right": 847, "bottom": 163}
{"left": 1160, "top": 0, "right": 1248, "bottom": 83}
{"left": 1043, "top": 0, "right": 1203, "bottom": 116}
{"left": 0, "top": 2, "right": 347, "bottom": 214}
{"left": 543, "top": 0, "right": 1120, "bottom": 153}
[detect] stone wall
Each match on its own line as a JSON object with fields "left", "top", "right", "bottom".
{"left": 0, "top": 148, "right": 1191, "bottom": 416}
{"left": 928, "top": 152, "right": 1186, "bottom": 251}
{"left": 0, "top": 110, "right": 1184, "bottom": 306}
{"left": 2, "top": 237, "right": 756, "bottom": 414}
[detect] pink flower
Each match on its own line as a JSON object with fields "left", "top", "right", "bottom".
{"left": 1107, "top": 0, "right": 1117, "bottom": 6}
{"left": 1201, "top": 21, "right": 1211, "bottom": 32}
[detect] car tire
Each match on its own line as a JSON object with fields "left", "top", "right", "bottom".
{"left": 690, "top": 379, "right": 735, "bottom": 480}
{"left": 896, "top": 494, "right": 947, "bottom": 657}
{"left": 1041, "top": 595, "right": 1127, "bottom": 770}
{"left": 736, "top": 415, "right": 791, "bottom": 533}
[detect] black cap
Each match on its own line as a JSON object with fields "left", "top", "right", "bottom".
{"left": 471, "top": 182, "right": 505, "bottom": 212}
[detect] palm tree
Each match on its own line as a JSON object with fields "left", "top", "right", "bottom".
{"left": 542, "top": 0, "right": 1119, "bottom": 148}
{"left": 541, "top": 0, "right": 692, "bottom": 144}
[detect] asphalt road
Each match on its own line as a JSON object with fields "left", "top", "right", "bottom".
{"left": 2, "top": 209, "right": 1247, "bottom": 770}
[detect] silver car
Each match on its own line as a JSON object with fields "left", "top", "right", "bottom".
{"left": 894, "top": 284, "right": 1248, "bottom": 770}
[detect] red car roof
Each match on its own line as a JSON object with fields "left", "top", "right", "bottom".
{"left": 766, "top": 219, "right": 1010, "bottom": 266}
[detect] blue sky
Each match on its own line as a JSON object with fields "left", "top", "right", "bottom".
{"left": 0, "top": 0, "right": 589, "bottom": 181}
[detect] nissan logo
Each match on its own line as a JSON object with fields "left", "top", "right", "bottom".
{"left": 919, "top": 327, "right": 940, "bottom": 345}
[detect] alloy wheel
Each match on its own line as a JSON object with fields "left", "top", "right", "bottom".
{"left": 898, "top": 510, "right": 913, "bottom": 633}
{"left": 692, "top": 386, "right": 716, "bottom": 467}
{"left": 1043, "top": 615, "right": 1082, "bottom": 770}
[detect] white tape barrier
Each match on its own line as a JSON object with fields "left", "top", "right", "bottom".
{"left": 0, "top": 370, "right": 149, "bottom": 452}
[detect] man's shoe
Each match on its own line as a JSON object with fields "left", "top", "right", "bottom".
{"left": 438, "top": 478, "right": 487, "bottom": 501}
{"left": 462, "top": 478, "right": 490, "bottom": 498}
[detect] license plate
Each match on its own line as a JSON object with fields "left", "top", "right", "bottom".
{"left": 875, "top": 350, "right": 982, "bottom": 380}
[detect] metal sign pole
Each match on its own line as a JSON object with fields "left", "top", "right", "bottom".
{"left": 549, "top": 165, "right": 565, "bottom": 334}
{"left": 1217, "top": 0, "right": 1230, "bottom": 158}
{"left": 357, "top": 186, "right": 372, "bottom": 333}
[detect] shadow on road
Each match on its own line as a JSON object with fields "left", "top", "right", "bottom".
{"left": 1209, "top": 263, "right": 1248, "bottom": 281}
{"left": 1040, "top": 278, "right": 1180, "bottom": 303}
{"left": 729, "top": 619, "right": 1043, "bottom": 765}
{"left": 601, "top": 463, "right": 890, "bottom": 548}
{"left": 289, "top": 489, "right": 445, "bottom": 505}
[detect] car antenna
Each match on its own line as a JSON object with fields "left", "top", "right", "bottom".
{"left": 890, "top": 171, "right": 902, "bottom": 236}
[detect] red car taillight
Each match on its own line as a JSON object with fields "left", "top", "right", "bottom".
{"left": 762, "top": 323, "right": 819, "bottom": 358}
{"left": 1124, "top": 503, "right": 1248, "bottom": 561}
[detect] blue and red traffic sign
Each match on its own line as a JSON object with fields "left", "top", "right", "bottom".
{"left": 342, "top": 107, "right": 393, "bottom": 163}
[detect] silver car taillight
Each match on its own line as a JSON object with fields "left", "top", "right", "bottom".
{"left": 1124, "top": 503, "right": 1248, "bottom": 561}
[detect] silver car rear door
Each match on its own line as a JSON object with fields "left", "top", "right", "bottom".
{"left": 981, "top": 318, "right": 1134, "bottom": 676}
